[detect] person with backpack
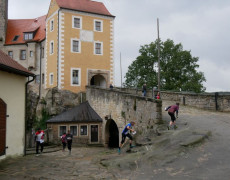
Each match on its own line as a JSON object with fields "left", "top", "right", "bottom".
{"left": 165, "top": 103, "right": 180, "bottom": 130}
{"left": 61, "top": 132, "right": 67, "bottom": 152}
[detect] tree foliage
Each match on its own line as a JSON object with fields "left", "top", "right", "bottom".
{"left": 124, "top": 39, "right": 206, "bottom": 93}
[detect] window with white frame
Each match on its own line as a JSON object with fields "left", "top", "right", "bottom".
{"left": 50, "top": 41, "right": 54, "bottom": 54}
{"left": 70, "top": 126, "right": 78, "bottom": 136}
{"left": 49, "top": 73, "right": 53, "bottom": 85}
{"left": 24, "top": 33, "right": 33, "bottom": 40}
{"left": 42, "top": 47, "right": 45, "bottom": 58}
{"left": 80, "top": 125, "right": 88, "bottom": 136}
{"left": 71, "top": 39, "right": 81, "bottom": 53}
{"left": 72, "top": 16, "right": 82, "bottom": 29}
{"left": 94, "top": 42, "right": 103, "bottom": 55}
{"left": 8, "top": 51, "right": 13, "bottom": 58}
{"left": 59, "top": 126, "right": 67, "bottom": 136}
{"left": 30, "top": 51, "right": 33, "bottom": 57}
{"left": 35, "top": 75, "right": 40, "bottom": 84}
{"left": 50, "top": 19, "right": 54, "bottom": 32}
{"left": 94, "top": 20, "right": 103, "bottom": 32}
{"left": 20, "top": 50, "right": 26, "bottom": 60}
{"left": 42, "top": 73, "right": 44, "bottom": 84}
{"left": 71, "top": 68, "right": 81, "bottom": 86}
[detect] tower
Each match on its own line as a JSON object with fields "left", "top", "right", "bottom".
{"left": 0, "top": 0, "right": 8, "bottom": 45}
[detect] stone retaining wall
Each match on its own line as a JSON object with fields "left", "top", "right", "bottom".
{"left": 160, "top": 91, "right": 230, "bottom": 112}
{"left": 86, "top": 86, "right": 162, "bottom": 146}
{"left": 116, "top": 87, "right": 230, "bottom": 112}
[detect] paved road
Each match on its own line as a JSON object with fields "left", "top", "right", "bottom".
{"left": 134, "top": 101, "right": 230, "bottom": 180}
{"left": 0, "top": 101, "right": 229, "bottom": 180}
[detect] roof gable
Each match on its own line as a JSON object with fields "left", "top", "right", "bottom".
{"left": 56, "top": 0, "right": 114, "bottom": 17}
{"left": 47, "top": 101, "right": 103, "bottom": 123}
{"left": 47, "top": 0, "right": 60, "bottom": 19}
{"left": 0, "top": 50, "right": 34, "bottom": 77}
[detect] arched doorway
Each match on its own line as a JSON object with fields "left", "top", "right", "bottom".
{"left": 105, "top": 119, "right": 119, "bottom": 148}
{"left": 0, "top": 98, "right": 6, "bottom": 156}
{"left": 90, "top": 75, "right": 106, "bottom": 88}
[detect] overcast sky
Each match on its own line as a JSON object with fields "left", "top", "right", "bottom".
{"left": 8, "top": 0, "right": 230, "bottom": 92}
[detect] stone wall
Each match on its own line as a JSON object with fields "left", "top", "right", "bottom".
{"left": 160, "top": 91, "right": 230, "bottom": 112}
{"left": 36, "top": 87, "right": 86, "bottom": 118}
{"left": 86, "top": 86, "right": 162, "bottom": 146}
{"left": 117, "top": 87, "right": 230, "bottom": 112}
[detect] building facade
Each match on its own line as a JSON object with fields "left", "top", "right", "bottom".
{"left": 0, "top": 0, "right": 46, "bottom": 96}
{"left": 46, "top": 101, "right": 103, "bottom": 145}
{"left": 45, "top": 0, "right": 115, "bottom": 93}
{"left": 0, "top": 50, "right": 34, "bottom": 159}
{"left": 0, "top": 0, "right": 114, "bottom": 95}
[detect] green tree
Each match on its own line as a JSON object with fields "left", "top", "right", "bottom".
{"left": 124, "top": 39, "right": 206, "bottom": 93}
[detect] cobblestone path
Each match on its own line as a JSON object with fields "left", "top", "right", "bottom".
{"left": 0, "top": 147, "right": 120, "bottom": 180}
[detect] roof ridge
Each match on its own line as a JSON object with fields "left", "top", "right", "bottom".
{"left": 0, "top": 50, "right": 34, "bottom": 77}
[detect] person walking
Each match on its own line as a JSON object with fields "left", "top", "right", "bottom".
{"left": 61, "top": 132, "right": 67, "bottom": 152}
{"left": 166, "top": 103, "right": 180, "bottom": 130}
{"left": 142, "top": 84, "right": 147, "bottom": 97}
{"left": 66, "top": 130, "right": 73, "bottom": 155}
{"left": 118, "top": 121, "right": 136, "bottom": 154}
{"left": 35, "top": 128, "right": 45, "bottom": 156}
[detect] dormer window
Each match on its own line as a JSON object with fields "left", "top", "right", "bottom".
{"left": 12, "top": 35, "right": 19, "bottom": 42}
{"left": 24, "top": 33, "right": 33, "bottom": 41}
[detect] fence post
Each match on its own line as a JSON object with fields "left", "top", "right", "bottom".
{"left": 183, "top": 96, "right": 186, "bottom": 105}
{"left": 215, "top": 92, "right": 218, "bottom": 111}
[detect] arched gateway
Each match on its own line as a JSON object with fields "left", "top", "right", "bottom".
{"left": 105, "top": 119, "right": 119, "bottom": 148}
{"left": 90, "top": 75, "right": 106, "bottom": 88}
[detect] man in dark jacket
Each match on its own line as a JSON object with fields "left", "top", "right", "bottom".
{"left": 66, "top": 130, "right": 73, "bottom": 155}
{"left": 142, "top": 84, "right": 147, "bottom": 96}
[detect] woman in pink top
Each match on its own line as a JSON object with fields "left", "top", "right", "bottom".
{"left": 166, "top": 103, "right": 179, "bottom": 130}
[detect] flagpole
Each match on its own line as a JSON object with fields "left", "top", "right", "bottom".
{"left": 120, "top": 52, "right": 122, "bottom": 88}
{"left": 157, "top": 18, "right": 160, "bottom": 93}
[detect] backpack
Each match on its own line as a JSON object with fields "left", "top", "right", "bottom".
{"left": 61, "top": 135, "right": 66, "bottom": 143}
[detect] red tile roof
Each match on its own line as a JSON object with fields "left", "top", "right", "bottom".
{"left": 5, "top": 15, "right": 46, "bottom": 45}
{"left": 0, "top": 50, "right": 34, "bottom": 77}
{"left": 56, "top": 0, "right": 114, "bottom": 17}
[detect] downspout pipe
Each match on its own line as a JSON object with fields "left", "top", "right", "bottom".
{"left": 24, "top": 75, "right": 36, "bottom": 156}
{"left": 39, "top": 42, "right": 42, "bottom": 99}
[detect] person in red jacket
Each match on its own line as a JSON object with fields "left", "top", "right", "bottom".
{"left": 165, "top": 103, "right": 179, "bottom": 130}
{"left": 156, "top": 92, "right": 160, "bottom": 99}
{"left": 35, "top": 128, "right": 45, "bottom": 156}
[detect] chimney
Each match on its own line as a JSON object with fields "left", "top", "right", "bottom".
{"left": 0, "top": 0, "right": 8, "bottom": 44}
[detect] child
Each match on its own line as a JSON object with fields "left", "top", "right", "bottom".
{"left": 61, "top": 132, "right": 67, "bottom": 152}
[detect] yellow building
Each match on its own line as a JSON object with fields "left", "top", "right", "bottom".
{"left": 45, "top": 0, "right": 115, "bottom": 93}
